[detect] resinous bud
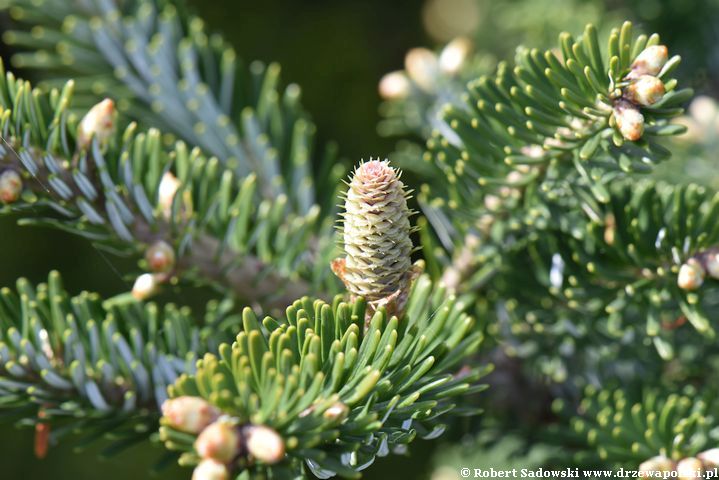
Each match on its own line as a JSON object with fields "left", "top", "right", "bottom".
{"left": 627, "top": 45, "right": 668, "bottom": 78}
{"left": 0, "top": 170, "right": 22, "bottom": 204}
{"left": 243, "top": 424, "right": 285, "bottom": 465}
{"left": 405, "top": 47, "right": 439, "bottom": 92}
{"left": 439, "top": 37, "right": 472, "bottom": 74}
{"left": 195, "top": 421, "right": 241, "bottom": 463}
{"left": 677, "top": 258, "right": 705, "bottom": 291}
{"left": 192, "top": 459, "right": 229, "bottom": 480}
{"left": 146, "top": 240, "right": 176, "bottom": 273}
{"left": 77, "top": 98, "right": 115, "bottom": 150}
{"left": 613, "top": 100, "right": 644, "bottom": 141}
{"left": 638, "top": 455, "right": 675, "bottom": 475}
{"left": 161, "top": 396, "right": 219, "bottom": 434}
{"left": 379, "top": 71, "right": 411, "bottom": 100}
{"left": 625, "top": 75, "right": 665, "bottom": 106}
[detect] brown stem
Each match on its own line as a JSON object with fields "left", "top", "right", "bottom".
{"left": 178, "top": 234, "right": 311, "bottom": 310}
{"left": 1, "top": 145, "right": 311, "bottom": 310}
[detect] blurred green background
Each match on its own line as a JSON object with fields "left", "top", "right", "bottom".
{"left": 1, "top": 0, "right": 719, "bottom": 478}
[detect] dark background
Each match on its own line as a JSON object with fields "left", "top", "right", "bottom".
{"left": 1, "top": 0, "right": 719, "bottom": 478}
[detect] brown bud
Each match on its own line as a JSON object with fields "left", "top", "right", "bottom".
{"left": 146, "top": 240, "right": 176, "bottom": 273}
{"left": 0, "top": 170, "right": 22, "bottom": 204}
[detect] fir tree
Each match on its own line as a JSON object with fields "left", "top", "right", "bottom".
{"left": 0, "top": 0, "right": 715, "bottom": 479}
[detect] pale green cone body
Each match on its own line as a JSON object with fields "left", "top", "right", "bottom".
{"left": 332, "top": 159, "right": 417, "bottom": 320}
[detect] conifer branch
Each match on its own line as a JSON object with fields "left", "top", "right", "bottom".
{"left": 396, "top": 23, "right": 704, "bottom": 382}
{"left": 160, "top": 275, "right": 489, "bottom": 479}
{"left": 551, "top": 384, "right": 719, "bottom": 473}
{"left": 0, "top": 270, "right": 240, "bottom": 455}
{"left": 0, "top": 69, "right": 336, "bottom": 309}
{"left": 0, "top": 0, "right": 344, "bottom": 215}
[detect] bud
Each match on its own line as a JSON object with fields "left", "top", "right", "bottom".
{"left": 677, "top": 457, "right": 703, "bottom": 480}
{"left": 146, "top": 240, "right": 176, "bottom": 274}
{"left": 243, "top": 424, "right": 285, "bottom": 465}
{"left": 404, "top": 47, "right": 439, "bottom": 92}
{"left": 639, "top": 455, "right": 675, "bottom": 474}
{"left": 603, "top": 213, "right": 616, "bottom": 246}
{"left": 159, "top": 172, "right": 181, "bottom": 215}
{"left": 0, "top": 170, "right": 22, "bottom": 204}
{"left": 689, "top": 96, "right": 719, "bottom": 127}
{"left": 625, "top": 75, "right": 665, "bottom": 106}
{"left": 379, "top": 71, "right": 411, "bottom": 100}
{"left": 698, "top": 448, "right": 719, "bottom": 469}
{"left": 195, "top": 421, "right": 241, "bottom": 463}
{"left": 678, "top": 258, "right": 705, "bottom": 291}
{"left": 77, "top": 98, "right": 115, "bottom": 150}
{"left": 192, "top": 459, "right": 229, "bottom": 480}
{"left": 613, "top": 100, "right": 644, "bottom": 141}
{"left": 439, "top": 37, "right": 472, "bottom": 74}
{"left": 331, "top": 159, "right": 417, "bottom": 321}
{"left": 161, "top": 396, "right": 220, "bottom": 434}
{"left": 520, "top": 144, "right": 545, "bottom": 159}
{"left": 484, "top": 194, "right": 501, "bottom": 211}
{"left": 627, "top": 45, "right": 669, "bottom": 79}
{"left": 158, "top": 171, "right": 193, "bottom": 220}
{"left": 323, "top": 402, "right": 349, "bottom": 422}
{"left": 131, "top": 273, "right": 161, "bottom": 300}
{"left": 703, "top": 250, "right": 719, "bottom": 280}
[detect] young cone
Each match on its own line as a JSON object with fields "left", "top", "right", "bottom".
{"left": 331, "top": 159, "right": 419, "bottom": 322}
